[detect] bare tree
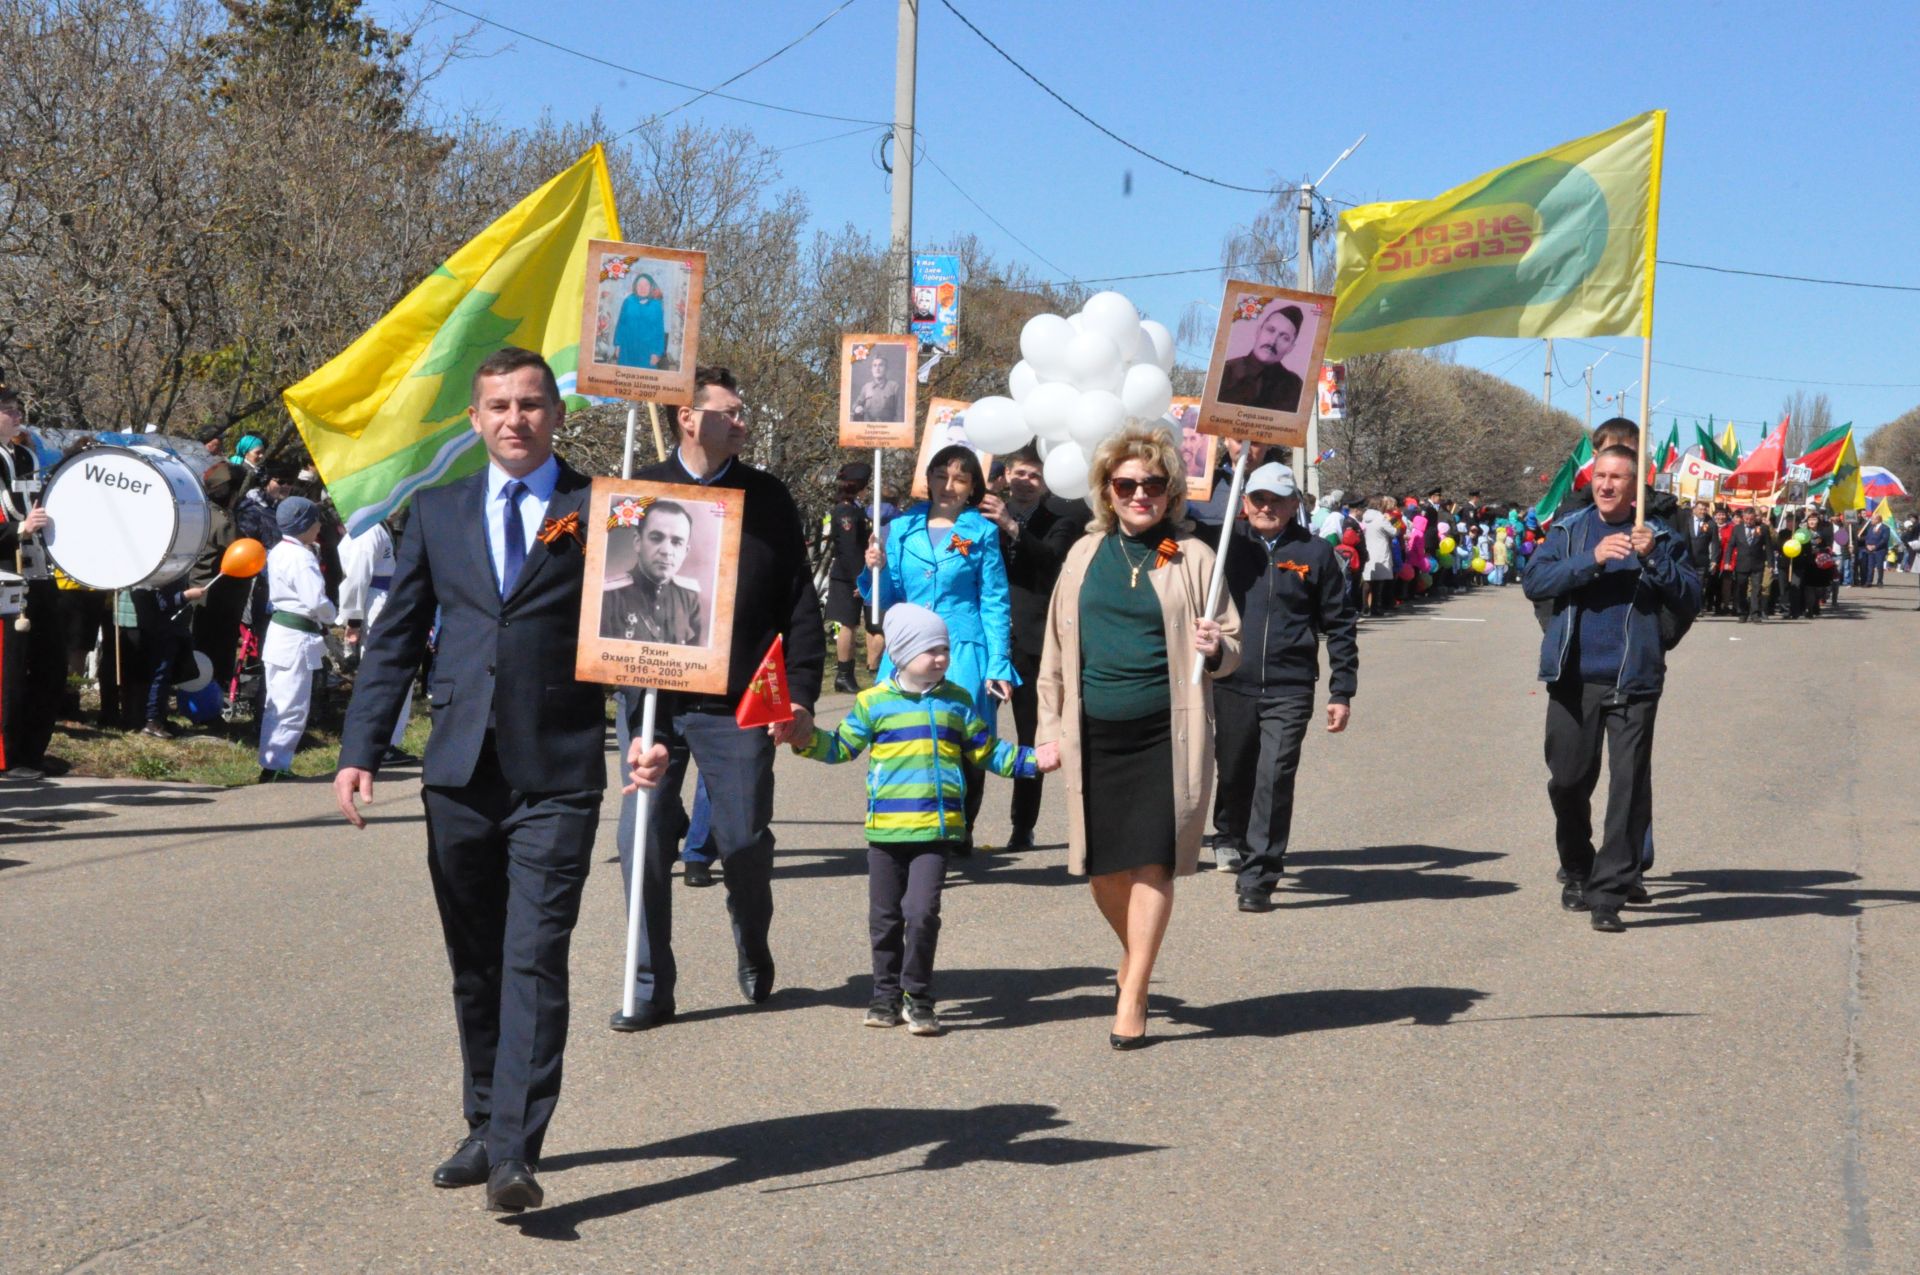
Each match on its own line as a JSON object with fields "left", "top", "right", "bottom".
{"left": 1780, "top": 388, "right": 1834, "bottom": 457}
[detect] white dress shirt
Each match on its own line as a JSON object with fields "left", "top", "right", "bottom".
{"left": 484, "top": 454, "right": 559, "bottom": 592}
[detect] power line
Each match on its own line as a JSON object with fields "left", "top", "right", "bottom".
{"left": 425, "top": 0, "right": 890, "bottom": 128}
{"left": 1557, "top": 337, "right": 1920, "bottom": 390}
{"left": 935, "top": 0, "right": 1294, "bottom": 198}
{"left": 1660, "top": 259, "right": 1920, "bottom": 294}
{"left": 919, "top": 148, "right": 1077, "bottom": 279}
{"left": 776, "top": 124, "right": 886, "bottom": 154}
{"left": 625, "top": 0, "right": 864, "bottom": 133}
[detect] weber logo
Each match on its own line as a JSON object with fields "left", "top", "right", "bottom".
{"left": 82, "top": 462, "right": 153, "bottom": 495}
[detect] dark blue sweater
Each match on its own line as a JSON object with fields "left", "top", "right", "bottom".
{"left": 1571, "top": 512, "right": 1643, "bottom": 683}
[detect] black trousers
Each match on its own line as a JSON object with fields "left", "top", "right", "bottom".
{"left": 1005, "top": 648, "right": 1043, "bottom": 833}
{"left": 1213, "top": 685, "right": 1315, "bottom": 891}
{"left": 616, "top": 700, "right": 777, "bottom": 1008}
{"left": 192, "top": 584, "right": 249, "bottom": 691}
{"left": 0, "top": 579, "right": 64, "bottom": 768}
{"left": 1543, "top": 681, "right": 1658, "bottom": 910}
{"left": 868, "top": 842, "right": 951, "bottom": 1001}
{"left": 420, "top": 735, "right": 601, "bottom": 1164}
{"left": 1734, "top": 571, "right": 1763, "bottom": 619}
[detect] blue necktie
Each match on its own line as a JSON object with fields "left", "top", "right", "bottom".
{"left": 500, "top": 479, "right": 527, "bottom": 598}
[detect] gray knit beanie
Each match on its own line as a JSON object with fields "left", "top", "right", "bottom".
{"left": 882, "top": 603, "right": 949, "bottom": 671}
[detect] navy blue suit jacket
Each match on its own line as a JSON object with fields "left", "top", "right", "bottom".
{"left": 339, "top": 460, "right": 611, "bottom": 793}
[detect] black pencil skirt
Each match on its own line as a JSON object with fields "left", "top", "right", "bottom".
{"left": 1081, "top": 707, "right": 1176, "bottom": 876}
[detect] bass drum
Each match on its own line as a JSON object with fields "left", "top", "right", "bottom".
{"left": 41, "top": 446, "right": 213, "bottom": 590}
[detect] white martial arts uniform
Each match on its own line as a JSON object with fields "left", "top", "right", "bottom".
{"left": 258, "top": 538, "right": 335, "bottom": 772}
{"left": 339, "top": 522, "right": 410, "bottom": 749}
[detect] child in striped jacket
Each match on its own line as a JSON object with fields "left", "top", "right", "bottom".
{"left": 793, "top": 603, "right": 1040, "bottom": 1035}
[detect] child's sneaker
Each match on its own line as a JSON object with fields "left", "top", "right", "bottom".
{"left": 864, "top": 999, "right": 903, "bottom": 1029}
{"left": 903, "top": 995, "right": 942, "bottom": 1036}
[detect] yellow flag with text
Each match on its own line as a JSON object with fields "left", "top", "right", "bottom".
{"left": 1328, "top": 112, "right": 1664, "bottom": 358}
{"left": 284, "top": 147, "right": 621, "bottom": 534}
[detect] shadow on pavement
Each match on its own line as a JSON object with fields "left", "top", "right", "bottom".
{"left": 667, "top": 965, "right": 1119, "bottom": 1029}
{"left": 1275, "top": 844, "right": 1517, "bottom": 909}
{"left": 1154, "top": 985, "right": 1489, "bottom": 1040}
{"left": 1629, "top": 868, "right": 1920, "bottom": 928}
{"left": 513, "top": 1103, "right": 1161, "bottom": 1240}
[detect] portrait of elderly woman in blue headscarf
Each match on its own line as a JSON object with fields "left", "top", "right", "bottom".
{"left": 613, "top": 272, "right": 669, "bottom": 370}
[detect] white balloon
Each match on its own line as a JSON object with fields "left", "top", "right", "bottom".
{"left": 1081, "top": 291, "right": 1143, "bottom": 349}
{"left": 1022, "top": 381, "right": 1079, "bottom": 442}
{"left": 1067, "top": 389, "right": 1127, "bottom": 450}
{"left": 1067, "top": 312, "right": 1090, "bottom": 334}
{"left": 1120, "top": 362, "right": 1174, "bottom": 422}
{"left": 965, "top": 395, "right": 1032, "bottom": 453}
{"left": 1043, "top": 440, "right": 1092, "bottom": 501}
{"left": 1008, "top": 360, "right": 1039, "bottom": 402}
{"left": 1138, "top": 319, "right": 1176, "bottom": 373}
{"left": 1036, "top": 436, "right": 1055, "bottom": 460}
{"left": 1063, "top": 330, "right": 1124, "bottom": 394}
{"left": 1119, "top": 321, "right": 1151, "bottom": 365}
{"left": 1019, "top": 313, "right": 1074, "bottom": 374}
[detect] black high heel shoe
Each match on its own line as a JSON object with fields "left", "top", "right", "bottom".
{"left": 1111, "top": 985, "right": 1147, "bottom": 1049}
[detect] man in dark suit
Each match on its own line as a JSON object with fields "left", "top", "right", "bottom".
{"left": 1724, "top": 506, "right": 1770, "bottom": 622}
{"left": 1217, "top": 302, "right": 1305, "bottom": 414}
{"left": 977, "top": 445, "right": 1062, "bottom": 851}
{"left": 334, "top": 347, "right": 628, "bottom": 1214}
{"left": 615, "top": 365, "right": 826, "bottom": 1030}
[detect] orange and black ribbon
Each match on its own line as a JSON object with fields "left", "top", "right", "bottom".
{"left": 1154, "top": 537, "right": 1180, "bottom": 569}
{"left": 949, "top": 534, "right": 974, "bottom": 557}
{"left": 1274, "top": 560, "right": 1311, "bottom": 579}
{"left": 538, "top": 511, "right": 583, "bottom": 546}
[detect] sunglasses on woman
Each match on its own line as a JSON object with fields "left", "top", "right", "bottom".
{"left": 1109, "top": 476, "right": 1169, "bottom": 499}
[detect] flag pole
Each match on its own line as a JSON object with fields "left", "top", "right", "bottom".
{"left": 871, "top": 446, "right": 884, "bottom": 628}
{"left": 1635, "top": 335, "right": 1653, "bottom": 530}
{"left": 612, "top": 399, "right": 662, "bottom": 1032}
{"left": 1635, "top": 109, "right": 1665, "bottom": 531}
{"left": 1190, "top": 447, "right": 1250, "bottom": 684}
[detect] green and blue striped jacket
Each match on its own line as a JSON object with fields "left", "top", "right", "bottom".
{"left": 798, "top": 678, "right": 1037, "bottom": 844}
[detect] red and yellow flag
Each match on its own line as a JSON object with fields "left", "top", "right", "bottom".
{"left": 735, "top": 636, "right": 794, "bottom": 729}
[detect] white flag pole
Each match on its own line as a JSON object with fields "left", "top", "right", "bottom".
{"left": 871, "top": 446, "right": 884, "bottom": 626}
{"left": 1190, "top": 447, "right": 1251, "bottom": 684}
{"left": 612, "top": 399, "right": 662, "bottom": 1030}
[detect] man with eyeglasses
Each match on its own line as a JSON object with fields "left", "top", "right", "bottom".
{"left": 1208, "top": 463, "right": 1358, "bottom": 911}
{"left": 616, "top": 366, "right": 826, "bottom": 1030}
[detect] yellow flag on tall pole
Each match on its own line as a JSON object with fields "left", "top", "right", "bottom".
{"left": 285, "top": 147, "right": 621, "bottom": 534}
{"left": 1718, "top": 419, "right": 1741, "bottom": 463}
{"left": 1328, "top": 111, "right": 1664, "bottom": 358}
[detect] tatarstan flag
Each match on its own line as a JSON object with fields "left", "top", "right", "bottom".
{"left": 1796, "top": 423, "right": 1865, "bottom": 511}
{"left": 1534, "top": 435, "right": 1594, "bottom": 521}
{"left": 1655, "top": 422, "right": 1680, "bottom": 472}
{"left": 1696, "top": 416, "right": 1737, "bottom": 468}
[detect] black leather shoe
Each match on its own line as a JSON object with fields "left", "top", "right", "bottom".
{"left": 1561, "top": 880, "right": 1589, "bottom": 911}
{"left": 1625, "top": 882, "right": 1652, "bottom": 905}
{"left": 1236, "top": 889, "right": 1273, "bottom": 913}
{"left": 1005, "top": 827, "right": 1035, "bottom": 852}
{"left": 485, "top": 1159, "right": 543, "bottom": 1212}
{"left": 738, "top": 962, "right": 775, "bottom": 1004}
{"left": 1590, "top": 907, "right": 1626, "bottom": 933}
{"left": 1555, "top": 867, "right": 1571, "bottom": 884}
{"left": 431, "top": 1135, "right": 489, "bottom": 1188}
{"left": 683, "top": 860, "right": 714, "bottom": 888}
{"left": 608, "top": 1000, "right": 675, "bottom": 1031}
{"left": 1109, "top": 1030, "right": 1149, "bottom": 1051}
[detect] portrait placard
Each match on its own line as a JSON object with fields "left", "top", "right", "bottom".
{"left": 838, "top": 334, "right": 918, "bottom": 449}
{"left": 577, "top": 241, "right": 707, "bottom": 404}
{"left": 910, "top": 398, "right": 986, "bottom": 499}
{"left": 1197, "top": 280, "right": 1335, "bottom": 448}
{"left": 576, "top": 478, "right": 743, "bottom": 694}
{"left": 1168, "top": 397, "right": 1216, "bottom": 503}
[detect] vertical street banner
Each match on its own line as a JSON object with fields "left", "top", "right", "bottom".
{"left": 1316, "top": 362, "right": 1346, "bottom": 420}
{"left": 909, "top": 253, "right": 960, "bottom": 351}
{"left": 285, "top": 147, "right": 620, "bottom": 535}
{"left": 1328, "top": 111, "right": 1665, "bottom": 358}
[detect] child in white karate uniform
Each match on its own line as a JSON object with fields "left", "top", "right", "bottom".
{"left": 258, "top": 496, "right": 335, "bottom": 781}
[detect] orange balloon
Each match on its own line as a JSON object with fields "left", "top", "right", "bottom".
{"left": 221, "top": 538, "right": 267, "bottom": 579}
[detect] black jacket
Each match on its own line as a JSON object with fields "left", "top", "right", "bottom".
{"left": 640, "top": 452, "right": 825, "bottom": 713}
{"left": 1216, "top": 520, "right": 1358, "bottom": 703}
{"left": 339, "top": 462, "right": 612, "bottom": 792}
{"left": 998, "top": 499, "right": 1063, "bottom": 660}
{"left": 1725, "top": 523, "right": 1770, "bottom": 573}
{"left": 1687, "top": 518, "right": 1719, "bottom": 572}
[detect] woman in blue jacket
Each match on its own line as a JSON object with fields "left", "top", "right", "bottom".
{"left": 613, "top": 273, "right": 668, "bottom": 369}
{"left": 862, "top": 444, "right": 1016, "bottom": 846}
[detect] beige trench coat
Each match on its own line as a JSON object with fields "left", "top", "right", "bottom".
{"left": 1036, "top": 530, "right": 1242, "bottom": 877}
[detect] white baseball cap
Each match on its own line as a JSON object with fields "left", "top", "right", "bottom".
{"left": 1244, "top": 463, "right": 1298, "bottom": 499}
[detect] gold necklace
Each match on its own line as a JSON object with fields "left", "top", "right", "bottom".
{"left": 1114, "top": 534, "right": 1151, "bottom": 588}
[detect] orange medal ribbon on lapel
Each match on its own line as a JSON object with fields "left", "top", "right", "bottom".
{"left": 1274, "top": 560, "right": 1311, "bottom": 578}
{"left": 1154, "top": 538, "right": 1180, "bottom": 569}
{"left": 948, "top": 533, "right": 973, "bottom": 557}
{"left": 537, "top": 511, "right": 583, "bottom": 546}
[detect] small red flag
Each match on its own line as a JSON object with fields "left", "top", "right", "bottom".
{"left": 735, "top": 635, "right": 795, "bottom": 729}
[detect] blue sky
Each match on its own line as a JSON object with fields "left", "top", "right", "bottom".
{"left": 382, "top": 0, "right": 1920, "bottom": 452}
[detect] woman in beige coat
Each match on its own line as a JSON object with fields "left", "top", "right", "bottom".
{"left": 1035, "top": 427, "right": 1242, "bottom": 1049}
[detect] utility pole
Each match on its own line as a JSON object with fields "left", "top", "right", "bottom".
{"left": 1294, "top": 133, "right": 1365, "bottom": 496}
{"left": 1543, "top": 338, "right": 1553, "bottom": 413}
{"left": 870, "top": 0, "right": 916, "bottom": 623}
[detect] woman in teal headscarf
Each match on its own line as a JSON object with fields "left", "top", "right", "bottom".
{"left": 613, "top": 273, "right": 668, "bottom": 369}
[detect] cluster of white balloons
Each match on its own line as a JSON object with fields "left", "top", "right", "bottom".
{"left": 961, "top": 291, "right": 1177, "bottom": 500}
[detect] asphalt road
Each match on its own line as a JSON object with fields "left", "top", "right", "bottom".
{"left": 4, "top": 576, "right": 1916, "bottom": 1273}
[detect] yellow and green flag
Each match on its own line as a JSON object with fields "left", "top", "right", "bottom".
{"left": 1717, "top": 419, "right": 1741, "bottom": 465}
{"left": 1797, "top": 423, "right": 1866, "bottom": 511}
{"left": 1328, "top": 111, "right": 1665, "bottom": 358}
{"left": 285, "top": 146, "right": 621, "bottom": 534}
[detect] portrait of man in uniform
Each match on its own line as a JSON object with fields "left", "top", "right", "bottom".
{"left": 599, "top": 499, "right": 707, "bottom": 647}
{"left": 849, "top": 344, "right": 906, "bottom": 425}
{"left": 1217, "top": 302, "right": 1306, "bottom": 414}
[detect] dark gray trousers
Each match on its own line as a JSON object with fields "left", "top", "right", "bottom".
{"left": 1214, "top": 685, "right": 1316, "bottom": 893}
{"left": 868, "top": 843, "right": 951, "bottom": 1001}
{"left": 1544, "top": 680, "right": 1659, "bottom": 909}
{"left": 616, "top": 698, "right": 776, "bottom": 1008}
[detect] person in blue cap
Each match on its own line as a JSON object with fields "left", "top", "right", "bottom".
{"left": 257, "top": 496, "right": 334, "bottom": 781}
